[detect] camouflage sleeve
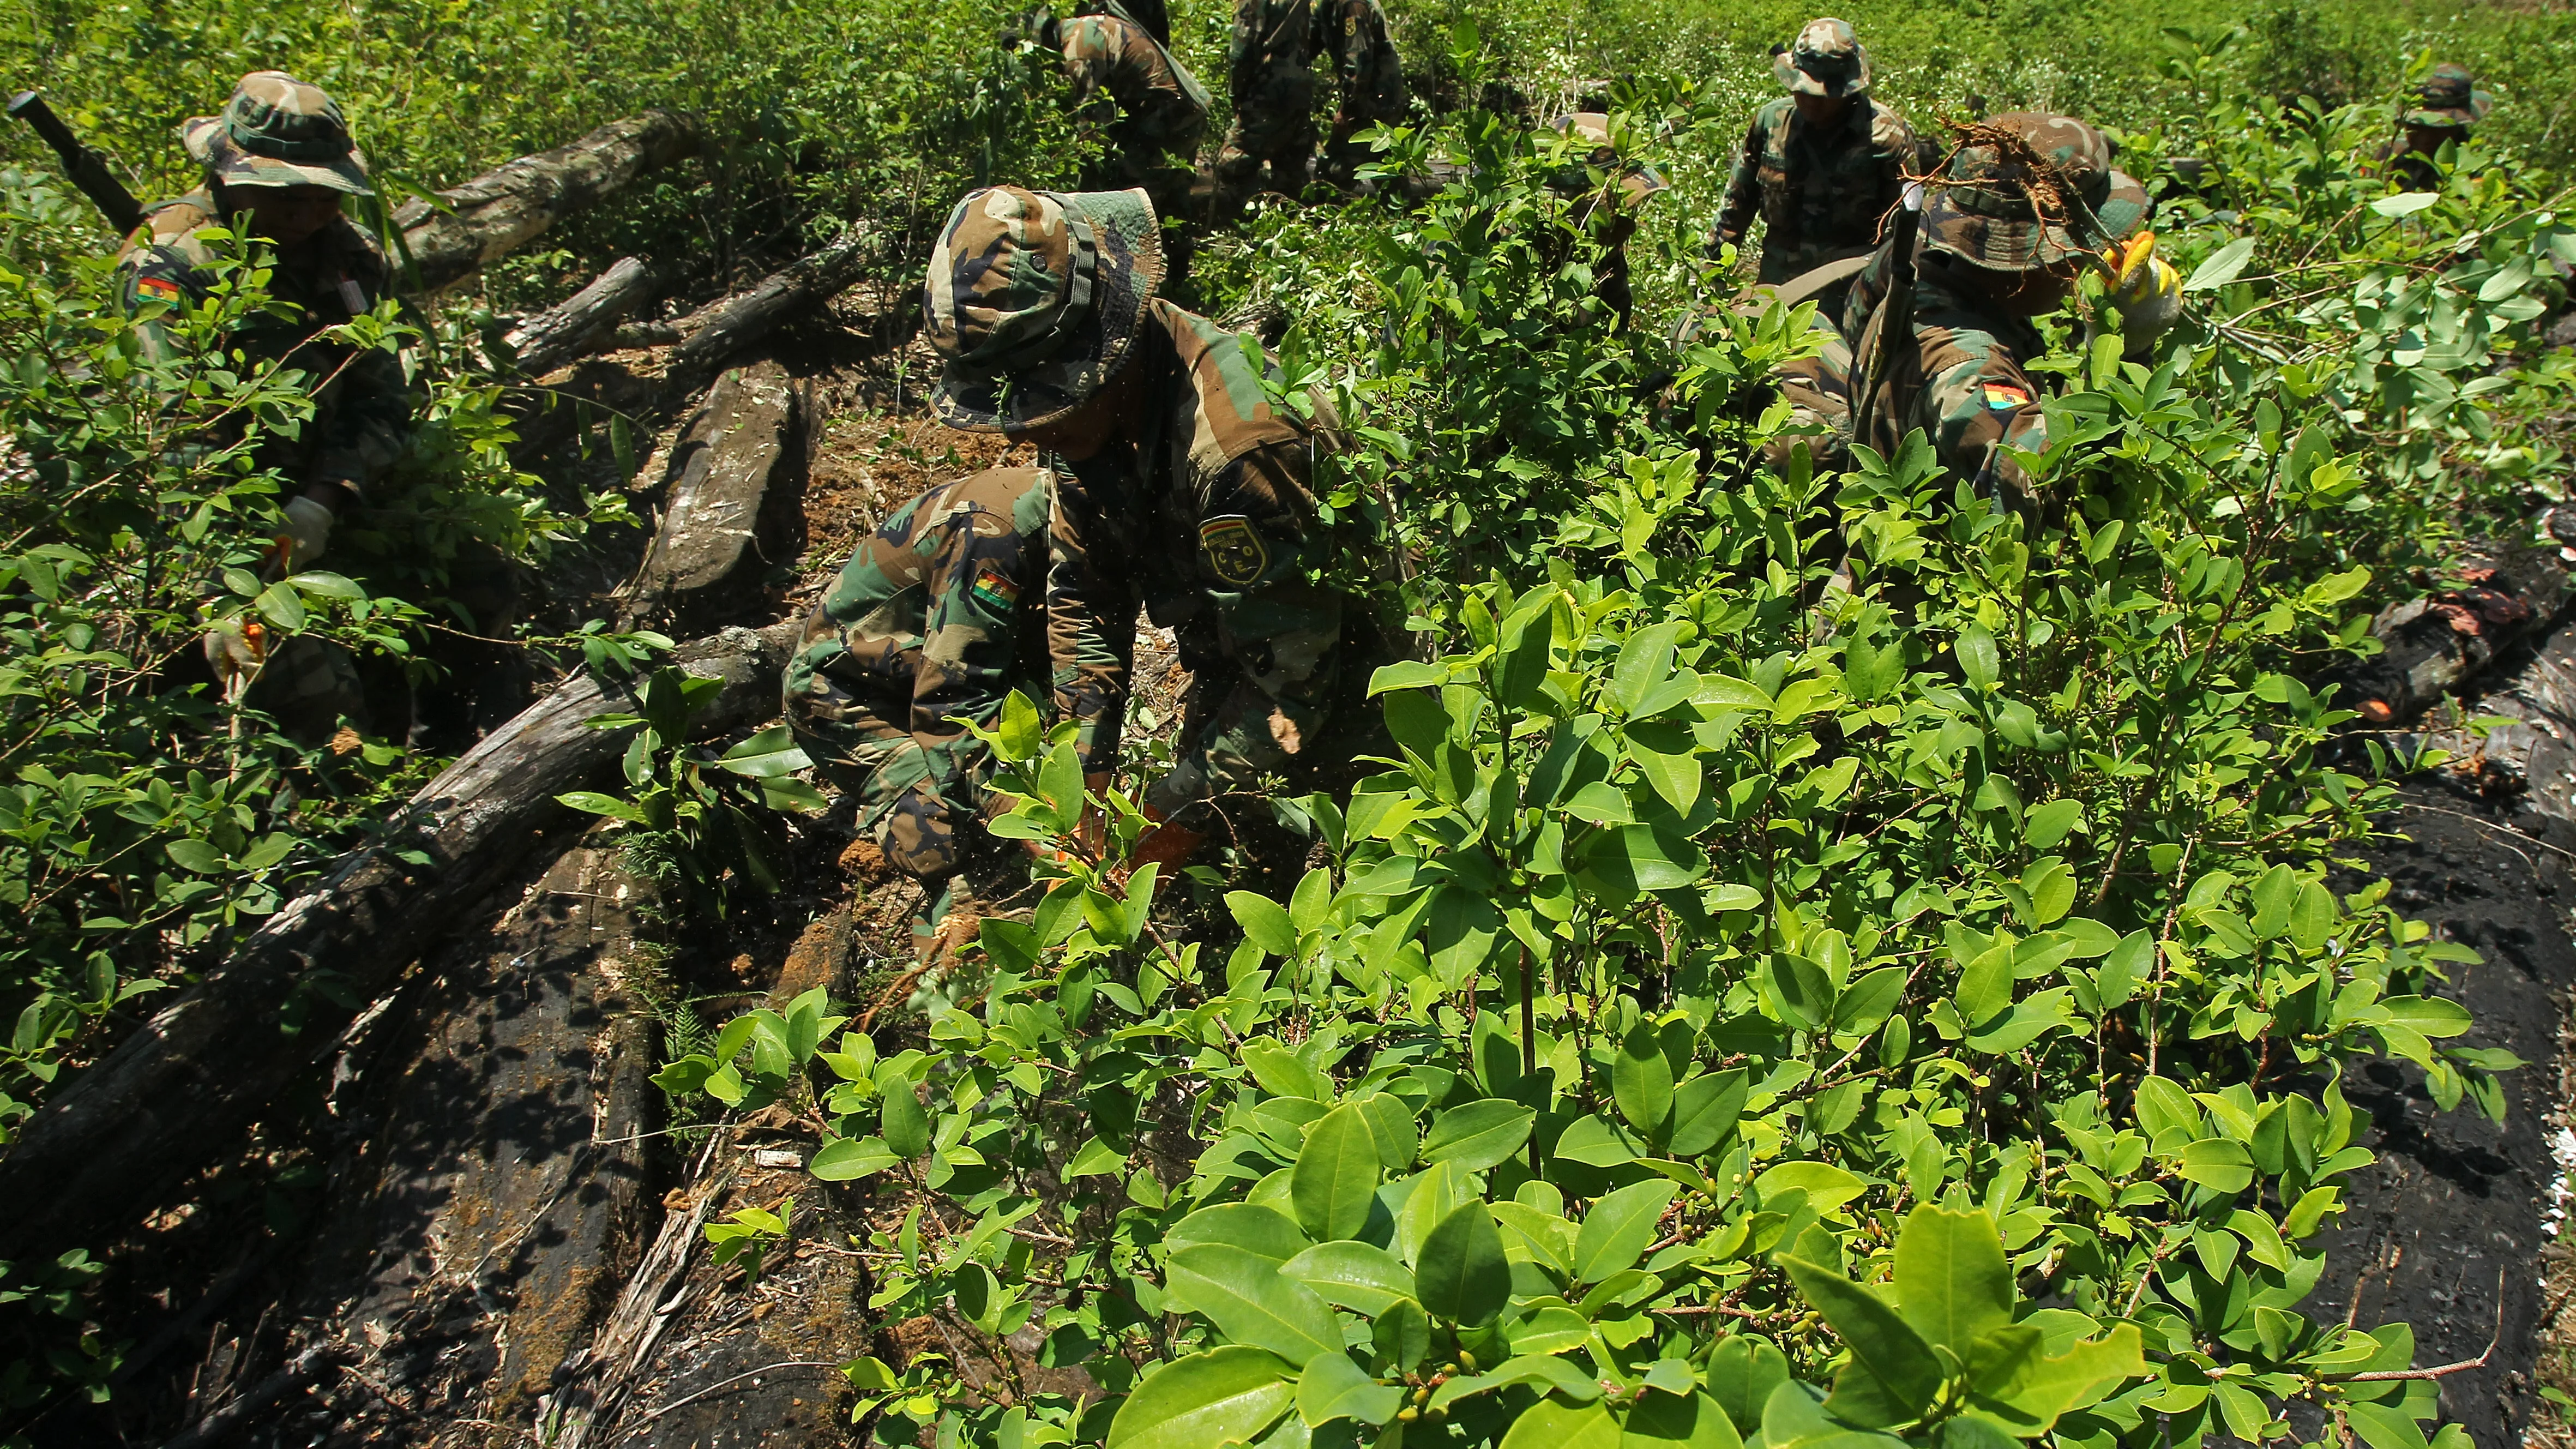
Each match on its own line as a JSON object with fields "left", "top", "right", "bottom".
{"left": 1713, "top": 115, "right": 1768, "bottom": 251}
{"left": 1164, "top": 441, "right": 1345, "bottom": 811}
{"left": 1918, "top": 328, "right": 2049, "bottom": 501}
{"left": 306, "top": 339, "right": 411, "bottom": 497}
{"left": 1869, "top": 104, "right": 1917, "bottom": 215}
{"left": 1061, "top": 28, "right": 1123, "bottom": 128}
{"left": 912, "top": 502, "right": 1041, "bottom": 803}
{"left": 116, "top": 245, "right": 207, "bottom": 366}
{"left": 1227, "top": 0, "right": 1265, "bottom": 94}
{"left": 1048, "top": 468, "right": 1139, "bottom": 774}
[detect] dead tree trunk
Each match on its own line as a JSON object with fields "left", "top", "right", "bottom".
{"left": 0, "top": 619, "right": 799, "bottom": 1265}
{"left": 394, "top": 110, "right": 701, "bottom": 295}
{"left": 504, "top": 256, "right": 658, "bottom": 377}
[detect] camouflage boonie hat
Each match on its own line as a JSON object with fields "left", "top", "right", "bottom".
{"left": 924, "top": 186, "right": 1166, "bottom": 433}
{"left": 1550, "top": 112, "right": 1670, "bottom": 207}
{"left": 1775, "top": 18, "right": 1870, "bottom": 99}
{"left": 1921, "top": 112, "right": 2148, "bottom": 271}
{"left": 181, "top": 71, "right": 372, "bottom": 195}
{"left": 2403, "top": 63, "right": 2492, "bottom": 130}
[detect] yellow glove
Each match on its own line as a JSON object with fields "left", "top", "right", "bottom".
{"left": 2102, "top": 232, "right": 2183, "bottom": 353}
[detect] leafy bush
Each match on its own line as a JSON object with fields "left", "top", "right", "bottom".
{"left": 0, "top": 169, "right": 629, "bottom": 1129}
{"left": 663, "top": 60, "right": 2567, "bottom": 1449}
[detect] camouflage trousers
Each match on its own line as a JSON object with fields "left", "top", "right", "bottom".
{"left": 236, "top": 632, "right": 369, "bottom": 743}
{"left": 1143, "top": 608, "right": 1394, "bottom": 829}
{"left": 789, "top": 709, "right": 973, "bottom": 886}
{"left": 1215, "top": 67, "right": 1317, "bottom": 195}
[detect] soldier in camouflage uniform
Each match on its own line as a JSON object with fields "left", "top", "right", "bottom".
{"left": 1027, "top": 3, "right": 1209, "bottom": 212}
{"left": 2378, "top": 63, "right": 2493, "bottom": 192}
{"left": 1708, "top": 19, "right": 1918, "bottom": 323}
{"left": 1215, "top": 0, "right": 1320, "bottom": 205}
{"left": 785, "top": 467, "right": 1051, "bottom": 955}
{"left": 120, "top": 72, "right": 411, "bottom": 739}
{"left": 1837, "top": 112, "right": 2150, "bottom": 502}
{"left": 923, "top": 185, "right": 1378, "bottom": 874}
{"left": 1544, "top": 111, "right": 1669, "bottom": 332}
{"left": 1317, "top": 0, "right": 1407, "bottom": 188}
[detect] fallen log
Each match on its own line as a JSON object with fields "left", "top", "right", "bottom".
{"left": 618, "top": 359, "right": 810, "bottom": 633}
{"left": 2342, "top": 545, "right": 2573, "bottom": 726}
{"left": 394, "top": 110, "right": 701, "bottom": 295}
{"left": 504, "top": 256, "right": 658, "bottom": 378}
{"left": 0, "top": 618, "right": 801, "bottom": 1265}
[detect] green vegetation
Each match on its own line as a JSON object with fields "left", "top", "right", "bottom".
{"left": 5, "top": 0, "right": 2575, "bottom": 1442}
{"left": 667, "top": 32, "right": 2572, "bottom": 1449}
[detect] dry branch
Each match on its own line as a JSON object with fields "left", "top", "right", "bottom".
{"left": 0, "top": 620, "right": 800, "bottom": 1264}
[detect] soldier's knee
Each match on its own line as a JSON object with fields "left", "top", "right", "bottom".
{"left": 877, "top": 783, "right": 966, "bottom": 881}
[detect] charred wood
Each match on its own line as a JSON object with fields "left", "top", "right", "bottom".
{"left": 0, "top": 619, "right": 800, "bottom": 1265}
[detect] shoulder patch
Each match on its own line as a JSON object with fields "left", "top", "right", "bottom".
{"left": 1199, "top": 514, "right": 1271, "bottom": 587}
{"left": 132, "top": 275, "right": 184, "bottom": 303}
{"left": 1981, "top": 382, "right": 2034, "bottom": 410}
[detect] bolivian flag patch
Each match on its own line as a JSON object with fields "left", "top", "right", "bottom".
{"left": 969, "top": 561, "right": 1020, "bottom": 611}
{"left": 1981, "top": 382, "right": 2033, "bottom": 410}
{"left": 133, "top": 275, "right": 184, "bottom": 303}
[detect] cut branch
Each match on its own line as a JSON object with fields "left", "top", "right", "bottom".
{"left": 664, "top": 222, "right": 881, "bottom": 382}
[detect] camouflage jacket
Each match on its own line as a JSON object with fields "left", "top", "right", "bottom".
{"left": 117, "top": 193, "right": 410, "bottom": 498}
{"left": 1714, "top": 96, "right": 1917, "bottom": 284}
{"left": 786, "top": 466, "right": 1052, "bottom": 806}
{"left": 1059, "top": 12, "right": 1209, "bottom": 143}
{"left": 1048, "top": 300, "right": 1346, "bottom": 786}
{"left": 1843, "top": 244, "right": 2053, "bottom": 498}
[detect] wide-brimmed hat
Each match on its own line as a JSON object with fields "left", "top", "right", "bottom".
{"left": 2402, "top": 63, "right": 2493, "bottom": 130}
{"left": 1775, "top": 18, "right": 1870, "bottom": 99}
{"left": 181, "top": 71, "right": 372, "bottom": 196}
{"left": 1920, "top": 112, "right": 2148, "bottom": 271}
{"left": 924, "top": 186, "right": 1165, "bottom": 432}
{"left": 1549, "top": 112, "right": 1669, "bottom": 208}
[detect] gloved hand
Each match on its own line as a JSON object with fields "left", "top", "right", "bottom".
{"left": 2100, "top": 232, "right": 2183, "bottom": 354}
{"left": 203, "top": 616, "right": 267, "bottom": 689}
{"left": 263, "top": 494, "right": 337, "bottom": 580}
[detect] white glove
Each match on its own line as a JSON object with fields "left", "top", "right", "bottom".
{"left": 273, "top": 494, "right": 336, "bottom": 575}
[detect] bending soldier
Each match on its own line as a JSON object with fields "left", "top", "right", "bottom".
{"left": 1026, "top": 3, "right": 1209, "bottom": 214}
{"left": 1215, "top": 0, "right": 1320, "bottom": 204}
{"left": 1544, "top": 111, "right": 1669, "bottom": 332}
{"left": 784, "top": 468, "right": 1052, "bottom": 958}
{"left": 1318, "top": 0, "right": 1408, "bottom": 189}
{"left": 1839, "top": 112, "right": 2155, "bottom": 502}
{"left": 2378, "top": 63, "right": 2491, "bottom": 192}
{"left": 923, "top": 185, "right": 1378, "bottom": 876}
{"left": 120, "top": 71, "right": 410, "bottom": 738}
{"left": 1708, "top": 17, "right": 1918, "bottom": 323}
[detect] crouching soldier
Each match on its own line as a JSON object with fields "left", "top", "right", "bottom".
{"left": 922, "top": 185, "right": 1382, "bottom": 877}
{"left": 1840, "top": 112, "right": 2158, "bottom": 503}
{"left": 121, "top": 71, "right": 410, "bottom": 739}
{"left": 784, "top": 468, "right": 1052, "bottom": 958}
{"left": 1026, "top": 2, "right": 1210, "bottom": 214}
